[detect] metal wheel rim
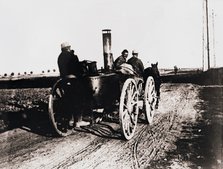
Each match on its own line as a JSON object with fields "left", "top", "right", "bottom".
{"left": 48, "top": 80, "right": 73, "bottom": 136}
{"left": 119, "top": 78, "right": 139, "bottom": 140}
{"left": 144, "top": 76, "right": 156, "bottom": 124}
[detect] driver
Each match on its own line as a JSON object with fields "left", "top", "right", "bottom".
{"left": 127, "top": 50, "right": 144, "bottom": 77}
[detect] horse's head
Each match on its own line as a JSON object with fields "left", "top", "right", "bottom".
{"left": 151, "top": 62, "right": 158, "bottom": 72}
{"left": 151, "top": 62, "right": 158, "bottom": 67}
{"left": 144, "top": 62, "right": 160, "bottom": 80}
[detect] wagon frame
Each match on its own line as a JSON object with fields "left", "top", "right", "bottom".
{"left": 48, "top": 29, "right": 157, "bottom": 140}
{"left": 48, "top": 71, "right": 157, "bottom": 140}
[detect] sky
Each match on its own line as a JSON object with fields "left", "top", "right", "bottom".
{"left": 0, "top": 0, "right": 222, "bottom": 74}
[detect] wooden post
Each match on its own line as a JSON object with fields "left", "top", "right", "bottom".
{"left": 205, "top": 0, "right": 210, "bottom": 69}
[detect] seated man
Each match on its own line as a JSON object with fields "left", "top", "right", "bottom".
{"left": 127, "top": 50, "right": 144, "bottom": 77}
{"left": 114, "top": 49, "right": 129, "bottom": 69}
{"left": 57, "top": 42, "right": 90, "bottom": 127}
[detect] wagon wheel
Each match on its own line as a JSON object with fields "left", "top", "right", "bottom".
{"left": 48, "top": 79, "right": 73, "bottom": 136}
{"left": 119, "top": 78, "right": 139, "bottom": 140}
{"left": 144, "top": 76, "right": 157, "bottom": 124}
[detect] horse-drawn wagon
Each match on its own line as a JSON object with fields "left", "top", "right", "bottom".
{"left": 48, "top": 30, "right": 157, "bottom": 140}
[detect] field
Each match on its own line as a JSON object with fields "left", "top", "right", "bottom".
{"left": 0, "top": 83, "right": 222, "bottom": 169}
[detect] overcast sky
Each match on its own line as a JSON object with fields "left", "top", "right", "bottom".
{"left": 0, "top": 0, "right": 222, "bottom": 74}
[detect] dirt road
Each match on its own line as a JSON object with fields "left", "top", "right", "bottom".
{"left": 0, "top": 84, "right": 220, "bottom": 169}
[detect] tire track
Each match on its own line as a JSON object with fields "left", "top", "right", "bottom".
{"left": 131, "top": 84, "right": 197, "bottom": 168}
{"left": 0, "top": 83, "right": 200, "bottom": 169}
{"left": 54, "top": 136, "right": 109, "bottom": 168}
{"left": 132, "top": 125, "right": 148, "bottom": 169}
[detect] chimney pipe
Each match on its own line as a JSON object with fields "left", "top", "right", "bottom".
{"left": 102, "top": 29, "right": 114, "bottom": 71}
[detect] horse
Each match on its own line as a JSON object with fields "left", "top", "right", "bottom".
{"left": 143, "top": 62, "right": 161, "bottom": 109}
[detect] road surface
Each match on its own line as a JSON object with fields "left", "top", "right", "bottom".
{"left": 0, "top": 83, "right": 221, "bottom": 169}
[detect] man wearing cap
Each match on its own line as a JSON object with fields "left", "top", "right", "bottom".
{"left": 127, "top": 50, "right": 144, "bottom": 77}
{"left": 57, "top": 42, "right": 90, "bottom": 127}
{"left": 58, "top": 42, "right": 82, "bottom": 78}
{"left": 114, "top": 49, "right": 129, "bottom": 69}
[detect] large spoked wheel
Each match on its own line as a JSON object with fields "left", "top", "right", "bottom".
{"left": 144, "top": 76, "right": 157, "bottom": 124}
{"left": 119, "top": 78, "right": 139, "bottom": 140}
{"left": 48, "top": 79, "right": 73, "bottom": 136}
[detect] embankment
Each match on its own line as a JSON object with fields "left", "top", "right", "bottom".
{"left": 161, "top": 67, "right": 223, "bottom": 85}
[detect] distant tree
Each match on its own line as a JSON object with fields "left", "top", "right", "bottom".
{"left": 42, "top": 70, "right": 45, "bottom": 74}
{"left": 24, "top": 72, "right": 27, "bottom": 75}
{"left": 53, "top": 69, "right": 56, "bottom": 72}
{"left": 30, "top": 71, "right": 33, "bottom": 74}
{"left": 47, "top": 70, "right": 50, "bottom": 73}
{"left": 4, "top": 73, "right": 7, "bottom": 76}
{"left": 10, "top": 72, "right": 14, "bottom": 76}
{"left": 18, "top": 72, "right": 21, "bottom": 76}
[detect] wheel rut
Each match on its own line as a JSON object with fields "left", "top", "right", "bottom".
{"left": 0, "top": 83, "right": 200, "bottom": 169}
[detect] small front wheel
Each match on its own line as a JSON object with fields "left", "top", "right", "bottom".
{"left": 119, "top": 78, "right": 139, "bottom": 140}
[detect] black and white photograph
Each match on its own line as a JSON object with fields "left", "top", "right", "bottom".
{"left": 0, "top": 0, "right": 222, "bottom": 168}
